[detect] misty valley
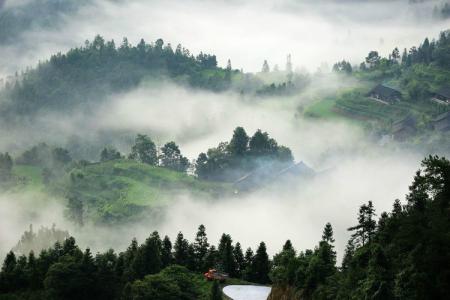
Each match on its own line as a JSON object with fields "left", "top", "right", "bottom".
{"left": 0, "top": 0, "right": 449, "bottom": 300}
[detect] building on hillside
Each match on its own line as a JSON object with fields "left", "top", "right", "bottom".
{"left": 431, "top": 86, "right": 450, "bottom": 105}
{"left": 232, "top": 161, "right": 314, "bottom": 193}
{"left": 431, "top": 111, "right": 450, "bottom": 131}
{"left": 391, "top": 115, "right": 416, "bottom": 141}
{"left": 367, "top": 84, "right": 402, "bottom": 104}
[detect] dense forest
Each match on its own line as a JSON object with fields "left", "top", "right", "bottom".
{"left": 0, "top": 156, "right": 449, "bottom": 299}
{"left": 270, "top": 156, "right": 450, "bottom": 300}
{"left": 0, "top": 35, "right": 235, "bottom": 118}
{"left": 0, "top": 225, "right": 270, "bottom": 300}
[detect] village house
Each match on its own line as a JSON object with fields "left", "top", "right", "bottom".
{"left": 367, "top": 84, "right": 402, "bottom": 104}
{"left": 431, "top": 86, "right": 450, "bottom": 105}
{"left": 431, "top": 111, "right": 450, "bottom": 131}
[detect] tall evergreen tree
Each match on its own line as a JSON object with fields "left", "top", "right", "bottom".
{"left": 161, "top": 235, "right": 173, "bottom": 268}
{"left": 193, "top": 225, "right": 209, "bottom": 271}
{"left": 233, "top": 242, "right": 245, "bottom": 278}
{"left": 174, "top": 232, "right": 189, "bottom": 266}
{"left": 253, "top": 242, "right": 270, "bottom": 284}
{"left": 217, "top": 234, "right": 237, "bottom": 276}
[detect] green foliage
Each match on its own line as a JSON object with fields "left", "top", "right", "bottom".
{"left": 217, "top": 234, "right": 237, "bottom": 277}
{"left": 0, "top": 35, "right": 233, "bottom": 117}
{"left": 12, "top": 224, "right": 69, "bottom": 256}
{"left": 210, "top": 280, "right": 222, "bottom": 300}
{"left": 0, "top": 226, "right": 250, "bottom": 299}
{"left": 193, "top": 225, "right": 210, "bottom": 272}
{"left": 100, "top": 147, "right": 121, "bottom": 162}
{"left": 63, "top": 159, "right": 230, "bottom": 224}
{"left": 196, "top": 127, "right": 294, "bottom": 181}
{"left": 129, "top": 134, "right": 157, "bottom": 165}
{"left": 332, "top": 60, "right": 352, "bottom": 74}
{"left": 159, "top": 141, "right": 190, "bottom": 172}
{"left": 252, "top": 242, "right": 270, "bottom": 284}
{"left": 270, "top": 156, "right": 450, "bottom": 300}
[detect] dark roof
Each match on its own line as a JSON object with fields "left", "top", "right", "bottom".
{"left": 369, "top": 84, "right": 401, "bottom": 98}
{"left": 435, "top": 86, "right": 450, "bottom": 99}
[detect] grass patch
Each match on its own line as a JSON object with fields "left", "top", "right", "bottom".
{"left": 64, "top": 159, "right": 232, "bottom": 223}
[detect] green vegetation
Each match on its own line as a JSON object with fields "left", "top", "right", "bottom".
{"left": 64, "top": 159, "right": 231, "bottom": 224}
{"left": 1, "top": 156, "right": 449, "bottom": 299}
{"left": 270, "top": 156, "right": 450, "bottom": 299}
{"left": 0, "top": 35, "right": 236, "bottom": 118}
{"left": 0, "top": 225, "right": 267, "bottom": 300}
{"left": 196, "top": 127, "right": 294, "bottom": 182}
{"left": 309, "top": 30, "right": 450, "bottom": 140}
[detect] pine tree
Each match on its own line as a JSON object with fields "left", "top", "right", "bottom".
{"left": 193, "top": 224, "right": 209, "bottom": 271}
{"left": 161, "top": 235, "right": 173, "bottom": 268}
{"left": 174, "top": 232, "right": 189, "bottom": 266}
{"left": 322, "top": 223, "right": 335, "bottom": 243}
{"left": 132, "top": 232, "right": 162, "bottom": 278}
{"left": 243, "top": 247, "right": 254, "bottom": 281}
{"left": 229, "top": 127, "right": 249, "bottom": 156}
{"left": 253, "top": 242, "right": 270, "bottom": 284}
{"left": 204, "top": 246, "right": 218, "bottom": 270}
{"left": 218, "top": 234, "right": 237, "bottom": 276}
{"left": 348, "top": 201, "right": 377, "bottom": 246}
{"left": 233, "top": 242, "right": 245, "bottom": 278}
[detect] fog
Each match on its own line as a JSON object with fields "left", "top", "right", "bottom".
{"left": 1, "top": 0, "right": 449, "bottom": 78}
{"left": 0, "top": 0, "right": 446, "bottom": 262}
{"left": 0, "top": 79, "right": 424, "bottom": 261}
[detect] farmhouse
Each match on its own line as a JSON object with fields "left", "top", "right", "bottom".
{"left": 367, "top": 84, "right": 402, "bottom": 104}
{"left": 431, "top": 111, "right": 450, "bottom": 131}
{"left": 431, "top": 86, "right": 450, "bottom": 104}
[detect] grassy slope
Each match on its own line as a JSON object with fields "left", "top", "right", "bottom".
{"left": 8, "top": 159, "right": 231, "bottom": 223}
{"left": 12, "top": 165, "right": 45, "bottom": 192}
{"left": 65, "top": 159, "right": 232, "bottom": 222}
{"left": 304, "top": 66, "right": 450, "bottom": 130}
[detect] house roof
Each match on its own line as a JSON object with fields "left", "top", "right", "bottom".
{"left": 435, "top": 86, "right": 450, "bottom": 99}
{"left": 369, "top": 84, "right": 402, "bottom": 98}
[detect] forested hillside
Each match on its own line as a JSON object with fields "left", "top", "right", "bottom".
{"left": 0, "top": 35, "right": 236, "bottom": 118}
{"left": 0, "top": 156, "right": 449, "bottom": 299}
{"left": 269, "top": 156, "right": 450, "bottom": 300}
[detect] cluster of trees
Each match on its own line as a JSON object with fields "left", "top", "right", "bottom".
{"left": 0, "top": 35, "right": 234, "bottom": 117}
{"left": 270, "top": 156, "right": 450, "bottom": 299}
{"left": 15, "top": 143, "right": 73, "bottom": 185}
{"left": 17, "top": 143, "right": 72, "bottom": 167}
{"left": 359, "top": 31, "right": 450, "bottom": 71}
{"left": 128, "top": 134, "right": 190, "bottom": 172}
{"left": 0, "top": 225, "right": 269, "bottom": 299}
{"left": 332, "top": 60, "right": 352, "bottom": 74}
{"left": 1, "top": 156, "right": 449, "bottom": 299}
{"left": 433, "top": 2, "right": 450, "bottom": 19}
{"left": 195, "top": 127, "right": 294, "bottom": 181}
{"left": 12, "top": 225, "right": 69, "bottom": 256}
